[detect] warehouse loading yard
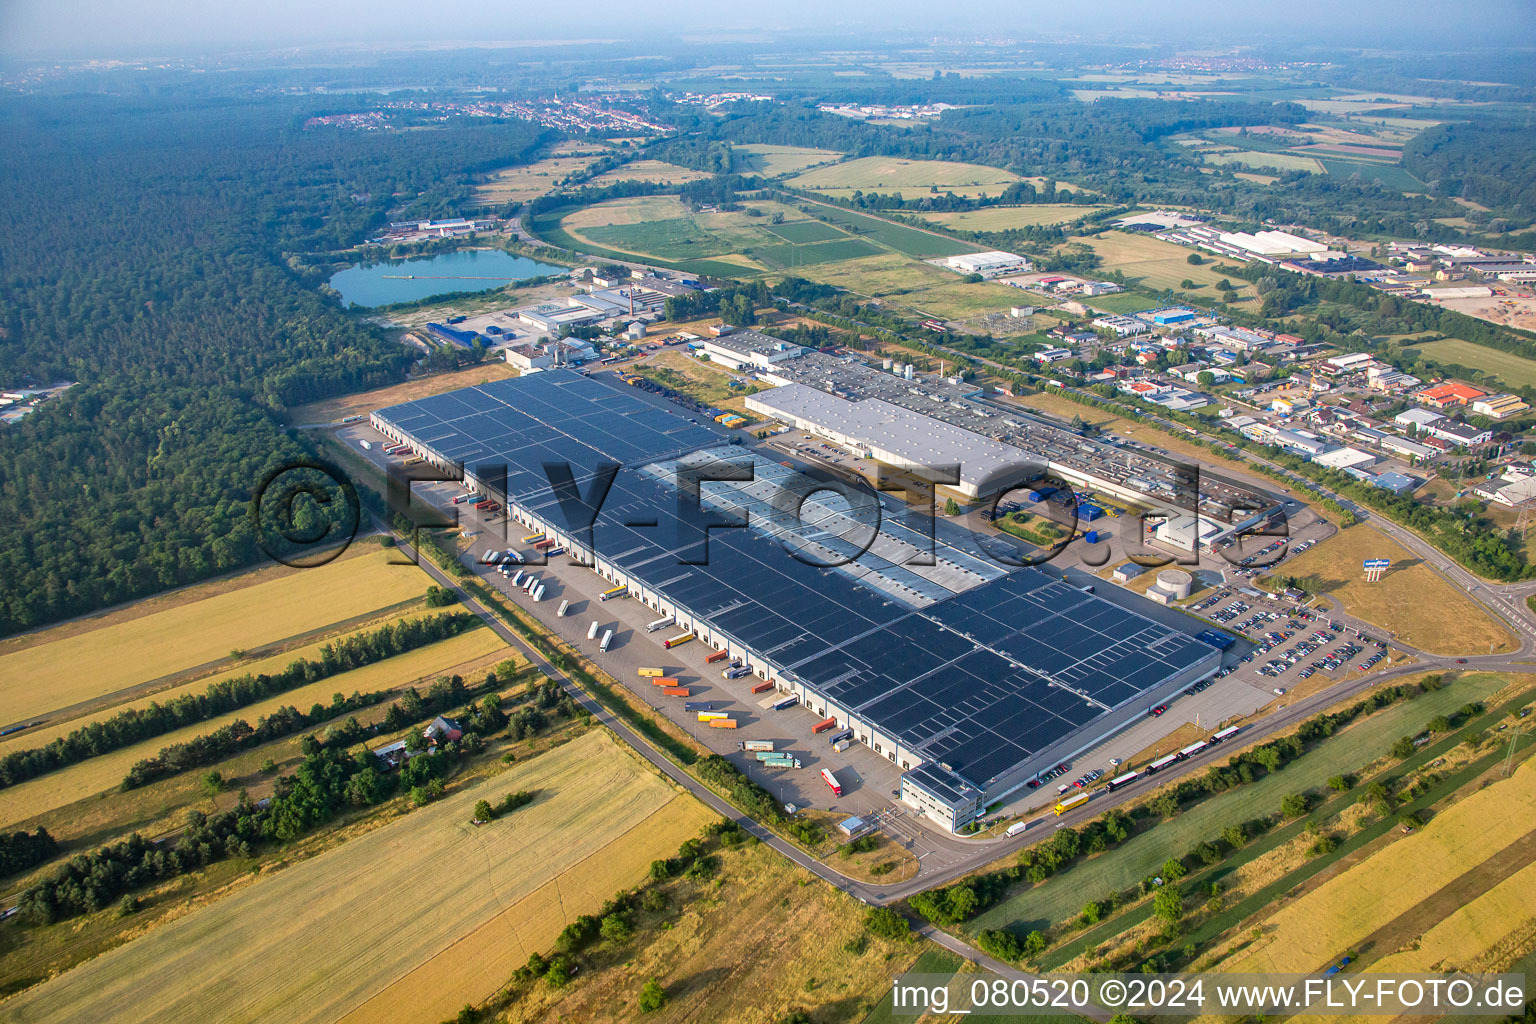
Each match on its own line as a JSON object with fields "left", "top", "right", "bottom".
{"left": 368, "top": 370, "right": 1230, "bottom": 831}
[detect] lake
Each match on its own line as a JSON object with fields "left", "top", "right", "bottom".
{"left": 329, "top": 249, "right": 565, "bottom": 308}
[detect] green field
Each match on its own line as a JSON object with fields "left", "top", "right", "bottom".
{"left": 582, "top": 217, "right": 729, "bottom": 258}
{"left": 755, "top": 237, "right": 883, "bottom": 268}
{"left": 796, "top": 252, "right": 1027, "bottom": 319}
{"left": 967, "top": 672, "right": 1508, "bottom": 936}
{"left": 533, "top": 194, "right": 956, "bottom": 277}
{"left": 529, "top": 206, "right": 764, "bottom": 278}
{"left": 797, "top": 202, "right": 978, "bottom": 258}
{"left": 1084, "top": 291, "right": 1158, "bottom": 315}
{"left": 1203, "top": 150, "right": 1326, "bottom": 174}
{"left": 1404, "top": 338, "right": 1536, "bottom": 389}
{"left": 732, "top": 143, "right": 844, "bottom": 177}
{"left": 1317, "top": 158, "right": 1425, "bottom": 190}
{"left": 764, "top": 219, "right": 848, "bottom": 244}
{"left": 919, "top": 205, "right": 1107, "bottom": 232}
{"left": 859, "top": 949, "right": 966, "bottom": 1024}
{"left": 789, "top": 156, "right": 1023, "bottom": 198}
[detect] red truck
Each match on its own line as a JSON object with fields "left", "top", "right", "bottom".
{"left": 821, "top": 768, "right": 843, "bottom": 797}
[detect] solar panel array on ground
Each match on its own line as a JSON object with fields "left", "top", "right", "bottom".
{"left": 379, "top": 371, "right": 1215, "bottom": 792}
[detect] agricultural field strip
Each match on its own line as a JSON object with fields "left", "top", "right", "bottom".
{"left": 1226, "top": 759, "right": 1536, "bottom": 973}
{"left": 0, "top": 548, "right": 429, "bottom": 726}
{"left": 1039, "top": 691, "right": 1536, "bottom": 967}
{"left": 1366, "top": 858, "right": 1536, "bottom": 975}
{"left": 0, "top": 628, "right": 505, "bottom": 829}
{"left": 1, "top": 731, "right": 706, "bottom": 1024}
{"left": 1343, "top": 831, "right": 1536, "bottom": 970}
{"left": 0, "top": 597, "right": 427, "bottom": 746}
{"left": 340, "top": 797, "right": 718, "bottom": 1024}
{"left": 786, "top": 156, "right": 1023, "bottom": 195}
{"left": 732, "top": 144, "right": 845, "bottom": 177}
{"left": 969, "top": 674, "right": 1508, "bottom": 935}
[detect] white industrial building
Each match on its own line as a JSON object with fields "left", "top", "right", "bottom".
{"left": 1093, "top": 315, "right": 1150, "bottom": 337}
{"left": 1153, "top": 513, "right": 1222, "bottom": 552}
{"left": 700, "top": 333, "right": 807, "bottom": 372}
{"left": 745, "top": 384, "right": 1031, "bottom": 497}
{"left": 1312, "top": 447, "right": 1378, "bottom": 472}
{"left": 1217, "top": 230, "right": 1328, "bottom": 257}
{"left": 942, "top": 250, "right": 1031, "bottom": 278}
{"left": 1394, "top": 408, "right": 1445, "bottom": 430}
{"left": 503, "top": 338, "right": 599, "bottom": 371}
{"left": 1325, "top": 352, "right": 1376, "bottom": 373}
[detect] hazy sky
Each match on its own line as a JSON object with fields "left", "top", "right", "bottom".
{"left": 3, "top": 0, "right": 1533, "bottom": 58}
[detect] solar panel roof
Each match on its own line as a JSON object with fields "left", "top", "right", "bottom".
{"left": 380, "top": 372, "right": 1216, "bottom": 791}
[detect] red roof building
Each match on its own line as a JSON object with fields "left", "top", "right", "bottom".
{"left": 1417, "top": 382, "right": 1487, "bottom": 409}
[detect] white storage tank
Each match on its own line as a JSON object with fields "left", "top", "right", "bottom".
{"left": 1156, "top": 569, "right": 1194, "bottom": 599}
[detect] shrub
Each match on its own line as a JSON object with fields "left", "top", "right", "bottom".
{"left": 1280, "top": 792, "right": 1311, "bottom": 817}
{"left": 976, "top": 928, "right": 1025, "bottom": 962}
{"left": 545, "top": 955, "right": 573, "bottom": 988}
{"left": 600, "top": 913, "right": 634, "bottom": 943}
{"left": 864, "top": 906, "right": 911, "bottom": 941}
{"left": 638, "top": 979, "right": 667, "bottom": 1013}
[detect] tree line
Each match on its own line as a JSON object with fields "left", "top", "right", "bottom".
{"left": 17, "top": 669, "right": 577, "bottom": 924}
{"left": 0, "top": 828, "right": 57, "bottom": 881}
{"left": 907, "top": 679, "right": 1437, "bottom": 932}
{"left": 0, "top": 611, "right": 479, "bottom": 789}
{"left": 120, "top": 689, "right": 393, "bottom": 790}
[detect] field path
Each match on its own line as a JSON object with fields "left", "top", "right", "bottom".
{"left": 1350, "top": 827, "right": 1536, "bottom": 965}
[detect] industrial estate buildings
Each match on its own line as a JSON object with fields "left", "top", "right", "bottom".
{"left": 371, "top": 371, "right": 1222, "bottom": 830}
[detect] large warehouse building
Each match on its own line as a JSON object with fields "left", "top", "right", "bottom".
{"left": 372, "top": 371, "right": 1221, "bottom": 830}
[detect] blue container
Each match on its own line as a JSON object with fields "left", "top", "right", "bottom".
{"left": 1084, "top": 530, "right": 1100, "bottom": 544}
{"left": 1080, "top": 503, "right": 1103, "bottom": 522}
{"left": 1027, "top": 486, "right": 1057, "bottom": 503}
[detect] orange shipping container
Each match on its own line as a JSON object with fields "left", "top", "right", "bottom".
{"left": 705, "top": 650, "right": 729, "bottom": 664}
{"left": 708, "top": 718, "right": 738, "bottom": 729}
{"left": 812, "top": 716, "right": 838, "bottom": 734}
{"left": 661, "top": 686, "right": 690, "bottom": 696}
{"left": 650, "top": 676, "right": 680, "bottom": 687}
{"left": 750, "top": 680, "right": 774, "bottom": 694}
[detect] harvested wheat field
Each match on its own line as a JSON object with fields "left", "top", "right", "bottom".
{"left": 0, "top": 546, "right": 432, "bottom": 726}
{"left": 1222, "top": 759, "right": 1536, "bottom": 974}
{"left": 0, "top": 624, "right": 506, "bottom": 829}
{"left": 1, "top": 729, "right": 713, "bottom": 1024}
{"left": 1365, "top": 858, "right": 1536, "bottom": 975}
